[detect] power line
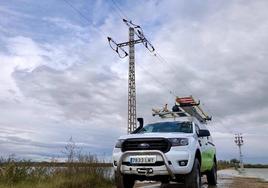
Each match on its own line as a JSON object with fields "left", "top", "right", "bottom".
{"left": 112, "top": 7, "right": 238, "bottom": 135}
{"left": 108, "top": 0, "right": 194, "bottom": 96}
{"left": 138, "top": 64, "right": 176, "bottom": 97}
{"left": 61, "top": 0, "right": 167, "bottom": 94}
{"left": 62, "top": 0, "right": 237, "bottom": 136}
{"left": 107, "top": 1, "right": 227, "bottom": 133}
{"left": 61, "top": 0, "right": 107, "bottom": 38}
{"left": 84, "top": 0, "right": 195, "bottom": 102}
{"left": 62, "top": 0, "right": 90, "bottom": 24}
{"left": 62, "top": 0, "right": 184, "bottom": 100}
{"left": 109, "top": 4, "right": 199, "bottom": 99}
{"left": 108, "top": 1, "right": 178, "bottom": 97}
{"left": 109, "top": 0, "right": 178, "bottom": 98}
{"left": 111, "top": 0, "right": 129, "bottom": 20}
{"left": 63, "top": 0, "right": 201, "bottom": 107}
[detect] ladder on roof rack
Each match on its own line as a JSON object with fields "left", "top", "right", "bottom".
{"left": 152, "top": 96, "right": 212, "bottom": 123}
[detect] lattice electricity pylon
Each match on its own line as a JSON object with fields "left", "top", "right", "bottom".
{"left": 234, "top": 133, "right": 244, "bottom": 169}
{"left": 107, "top": 19, "right": 155, "bottom": 134}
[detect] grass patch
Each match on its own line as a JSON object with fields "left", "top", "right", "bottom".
{"left": 0, "top": 155, "right": 114, "bottom": 188}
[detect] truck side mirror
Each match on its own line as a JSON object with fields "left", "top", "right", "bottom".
{"left": 137, "top": 118, "right": 144, "bottom": 128}
{"left": 198, "top": 129, "right": 210, "bottom": 137}
{"left": 131, "top": 118, "right": 144, "bottom": 134}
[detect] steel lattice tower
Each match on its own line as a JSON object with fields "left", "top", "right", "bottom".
{"left": 128, "top": 27, "right": 137, "bottom": 133}
{"left": 107, "top": 19, "right": 155, "bottom": 134}
{"left": 235, "top": 133, "right": 244, "bottom": 169}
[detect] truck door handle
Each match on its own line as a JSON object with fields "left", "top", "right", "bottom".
{"left": 198, "top": 140, "right": 202, "bottom": 146}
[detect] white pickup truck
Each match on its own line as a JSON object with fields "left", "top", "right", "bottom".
{"left": 112, "top": 97, "right": 217, "bottom": 188}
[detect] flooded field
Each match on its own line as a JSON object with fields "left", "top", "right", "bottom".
{"left": 242, "top": 168, "right": 268, "bottom": 181}
{"left": 218, "top": 168, "right": 268, "bottom": 182}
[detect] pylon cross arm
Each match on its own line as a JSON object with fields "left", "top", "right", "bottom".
{"left": 117, "top": 39, "right": 145, "bottom": 47}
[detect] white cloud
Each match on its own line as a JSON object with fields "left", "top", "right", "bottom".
{"left": 0, "top": 0, "right": 268, "bottom": 163}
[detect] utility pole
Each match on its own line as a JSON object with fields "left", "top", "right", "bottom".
{"left": 107, "top": 19, "right": 155, "bottom": 134}
{"left": 234, "top": 133, "right": 244, "bottom": 169}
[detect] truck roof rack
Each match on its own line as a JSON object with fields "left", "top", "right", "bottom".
{"left": 152, "top": 96, "right": 212, "bottom": 123}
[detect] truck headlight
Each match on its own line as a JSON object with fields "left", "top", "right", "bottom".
{"left": 115, "top": 139, "right": 124, "bottom": 148}
{"left": 168, "top": 138, "right": 189, "bottom": 146}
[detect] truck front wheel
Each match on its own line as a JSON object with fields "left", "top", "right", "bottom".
{"left": 115, "top": 171, "right": 135, "bottom": 188}
{"left": 185, "top": 158, "right": 201, "bottom": 188}
{"left": 206, "top": 160, "right": 217, "bottom": 185}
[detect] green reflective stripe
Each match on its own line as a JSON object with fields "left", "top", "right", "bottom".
{"left": 201, "top": 148, "right": 215, "bottom": 172}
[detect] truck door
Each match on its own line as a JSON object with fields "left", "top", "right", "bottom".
{"left": 195, "top": 124, "right": 211, "bottom": 172}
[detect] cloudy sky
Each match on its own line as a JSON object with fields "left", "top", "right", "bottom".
{"left": 0, "top": 0, "right": 268, "bottom": 163}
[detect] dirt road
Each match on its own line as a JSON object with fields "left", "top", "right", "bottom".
{"left": 134, "top": 176, "right": 231, "bottom": 188}
{"left": 134, "top": 172, "right": 268, "bottom": 188}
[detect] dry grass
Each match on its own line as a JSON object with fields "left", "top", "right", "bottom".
{"left": 0, "top": 155, "right": 114, "bottom": 188}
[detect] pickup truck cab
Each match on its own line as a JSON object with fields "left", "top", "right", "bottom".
{"left": 113, "top": 96, "right": 216, "bottom": 188}
{"left": 113, "top": 117, "right": 217, "bottom": 188}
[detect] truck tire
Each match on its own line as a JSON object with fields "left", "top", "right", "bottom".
{"left": 185, "top": 158, "right": 201, "bottom": 188}
{"left": 207, "top": 160, "right": 217, "bottom": 185}
{"left": 160, "top": 183, "right": 169, "bottom": 188}
{"left": 115, "top": 171, "right": 135, "bottom": 188}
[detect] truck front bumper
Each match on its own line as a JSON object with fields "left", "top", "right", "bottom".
{"left": 113, "top": 147, "right": 195, "bottom": 177}
{"left": 115, "top": 150, "right": 176, "bottom": 179}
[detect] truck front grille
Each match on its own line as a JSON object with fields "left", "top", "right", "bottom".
{"left": 122, "top": 161, "right": 165, "bottom": 166}
{"left": 122, "top": 138, "right": 171, "bottom": 153}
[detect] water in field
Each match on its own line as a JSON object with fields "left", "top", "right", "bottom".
{"left": 242, "top": 168, "right": 268, "bottom": 181}
{"left": 218, "top": 168, "right": 268, "bottom": 181}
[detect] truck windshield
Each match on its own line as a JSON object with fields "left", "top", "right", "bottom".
{"left": 137, "top": 121, "right": 193, "bottom": 133}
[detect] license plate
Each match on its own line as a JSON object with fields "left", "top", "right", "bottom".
{"left": 130, "top": 155, "right": 156, "bottom": 164}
